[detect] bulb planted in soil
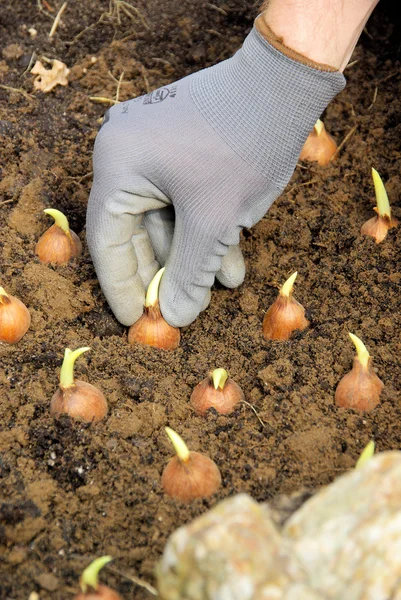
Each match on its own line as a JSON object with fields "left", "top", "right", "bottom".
{"left": 128, "top": 267, "right": 180, "bottom": 349}
{"left": 361, "top": 168, "right": 398, "bottom": 243}
{"left": 335, "top": 333, "right": 383, "bottom": 411}
{"left": 50, "top": 347, "right": 108, "bottom": 422}
{"left": 190, "top": 368, "right": 244, "bottom": 415}
{"left": 36, "top": 208, "right": 82, "bottom": 264}
{"left": 161, "top": 427, "right": 221, "bottom": 503}
{"left": 262, "top": 272, "right": 309, "bottom": 341}
{"left": 74, "top": 556, "right": 122, "bottom": 600}
{"left": 0, "top": 286, "right": 31, "bottom": 344}
{"left": 299, "top": 119, "right": 337, "bottom": 166}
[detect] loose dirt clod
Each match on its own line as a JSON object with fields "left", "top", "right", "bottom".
{"left": 31, "top": 59, "right": 70, "bottom": 92}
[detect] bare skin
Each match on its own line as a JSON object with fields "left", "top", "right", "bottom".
{"left": 261, "top": 0, "right": 380, "bottom": 71}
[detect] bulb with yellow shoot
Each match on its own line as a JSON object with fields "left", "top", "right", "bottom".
{"left": 161, "top": 427, "right": 221, "bottom": 503}
{"left": 335, "top": 333, "right": 383, "bottom": 411}
{"left": 128, "top": 267, "right": 180, "bottom": 350}
{"left": 262, "top": 272, "right": 309, "bottom": 341}
{"left": 36, "top": 208, "right": 82, "bottom": 264}
{"left": 74, "top": 556, "right": 122, "bottom": 600}
{"left": 190, "top": 368, "right": 244, "bottom": 415}
{"left": 361, "top": 168, "right": 398, "bottom": 243}
{"left": 299, "top": 118, "right": 338, "bottom": 166}
{"left": 50, "top": 347, "right": 108, "bottom": 422}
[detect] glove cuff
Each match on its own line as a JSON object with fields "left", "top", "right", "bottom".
{"left": 190, "top": 17, "right": 346, "bottom": 182}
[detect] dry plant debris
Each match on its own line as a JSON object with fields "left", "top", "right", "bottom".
{"left": 31, "top": 59, "right": 70, "bottom": 92}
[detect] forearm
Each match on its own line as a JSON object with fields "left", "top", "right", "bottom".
{"left": 260, "top": 0, "right": 380, "bottom": 71}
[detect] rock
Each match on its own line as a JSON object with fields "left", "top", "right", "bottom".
{"left": 157, "top": 452, "right": 401, "bottom": 599}
{"left": 156, "top": 494, "right": 319, "bottom": 600}
{"left": 284, "top": 451, "right": 401, "bottom": 598}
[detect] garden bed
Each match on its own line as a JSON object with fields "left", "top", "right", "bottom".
{"left": 0, "top": 1, "right": 400, "bottom": 598}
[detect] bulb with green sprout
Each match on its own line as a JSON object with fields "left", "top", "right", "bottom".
{"left": 335, "top": 333, "right": 383, "bottom": 411}
{"left": 262, "top": 272, "right": 309, "bottom": 341}
{"left": 74, "top": 556, "right": 122, "bottom": 600}
{"left": 36, "top": 208, "right": 82, "bottom": 264}
{"left": 161, "top": 427, "right": 221, "bottom": 503}
{"left": 50, "top": 347, "right": 108, "bottom": 422}
{"left": 128, "top": 267, "right": 180, "bottom": 349}
{"left": 190, "top": 368, "right": 244, "bottom": 415}
{"left": 361, "top": 168, "right": 398, "bottom": 243}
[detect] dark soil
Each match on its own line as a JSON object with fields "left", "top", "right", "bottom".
{"left": 1, "top": 1, "right": 400, "bottom": 598}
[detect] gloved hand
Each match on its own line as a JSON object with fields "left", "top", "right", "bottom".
{"left": 86, "top": 16, "right": 345, "bottom": 328}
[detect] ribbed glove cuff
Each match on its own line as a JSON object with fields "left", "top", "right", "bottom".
{"left": 190, "top": 18, "right": 346, "bottom": 183}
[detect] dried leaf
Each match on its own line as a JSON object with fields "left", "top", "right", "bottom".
{"left": 31, "top": 59, "right": 69, "bottom": 92}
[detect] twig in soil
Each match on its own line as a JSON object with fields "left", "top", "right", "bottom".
{"left": 37, "top": 0, "right": 54, "bottom": 18}
{"left": 106, "top": 564, "right": 158, "bottom": 596}
{"left": 89, "top": 96, "right": 120, "bottom": 105}
{"left": 363, "top": 26, "right": 373, "bottom": 40}
{"left": 296, "top": 162, "right": 313, "bottom": 170}
{"left": 49, "top": 1, "right": 68, "bottom": 37}
{"left": 331, "top": 124, "right": 358, "bottom": 160}
{"left": 152, "top": 58, "right": 173, "bottom": 68}
{"left": 67, "top": 171, "right": 94, "bottom": 185}
{"left": 0, "top": 84, "right": 37, "bottom": 101}
{"left": 368, "top": 86, "right": 378, "bottom": 111}
{"left": 115, "top": 71, "right": 125, "bottom": 102}
{"left": 242, "top": 400, "right": 266, "bottom": 429}
{"left": 0, "top": 197, "right": 18, "bottom": 206}
{"left": 287, "top": 178, "right": 319, "bottom": 195}
{"left": 344, "top": 59, "right": 359, "bottom": 70}
{"left": 66, "top": 0, "right": 149, "bottom": 45}
{"left": 368, "top": 72, "right": 400, "bottom": 111}
{"left": 22, "top": 51, "right": 38, "bottom": 76}
{"left": 376, "top": 71, "right": 400, "bottom": 85}
{"left": 205, "top": 3, "right": 228, "bottom": 15}
{"left": 206, "top": 28, "right": 223, "bottom": 37}
{"left": 115, "top": 0, "right": 150, "bottom": 30}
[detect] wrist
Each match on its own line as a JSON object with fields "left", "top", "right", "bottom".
{"left": 261, "top": 0, "right": 379, "bottom": 72}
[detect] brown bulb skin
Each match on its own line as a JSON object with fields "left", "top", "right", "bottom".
{"left": 128, "top": 301, "right": 180, "bottom": 349}
{"left": 0, "top": 293, "right": 31, "bottom": 344}
{"left": 361, "top": 212, "right": 398, "bottom": 244}
{"left": 36, "top": 224, "right": 82, "bottom": 264}
{"left": 335, "top": 357, "right": 383, "bottom": 411}
{"left": 50, "top": 380, "right": 108, "bottom": 422}
{"left": 262, "top": 295, "right": 309, "bottom": 341}
{"left": 299, "top": 123, "right": 337, "bottom": 166}
{"left": 191, "top": 376, "right": 244, "bottom": 415}
{"left": 74, "top": 585, "right": 122, "bottom": 600}
{"left": 161, "top": 451, "right": 222, "bottom": 503}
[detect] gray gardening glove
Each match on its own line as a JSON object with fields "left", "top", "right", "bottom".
{"left": 86, "top": 17, "right": 345, "bottom": 327}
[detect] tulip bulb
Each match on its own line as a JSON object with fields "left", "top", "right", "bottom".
{"left": 36, "top": 208, "right": 82, "bottom": 264}
{"left": 262, "top": 272, "right": 309, "bottom": 341}
{"left": 74, "top": 556, "right": 122, "bottom": 600}
{"left": 0, "top": 286, "right": 31, "bottom": 344}
{"left": 190, "top": 368, "right": 244, "bottom": 415}
{"left": 299, "top": 119, "right": 337, "bottom": 166}
{"left": 335, "top": 333, "right": 383, "bottom": 411}
{"left": 361, "top": 168, "right": 398, "bottom": 243}
{"left": 50, "top": 347, "right": 108, "bottom": 422}
{"left": 161, "top": 427, "right": 221, "bottom": 503}
{"left": 128, "top": 268, "right": 180, "bottom": 350}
